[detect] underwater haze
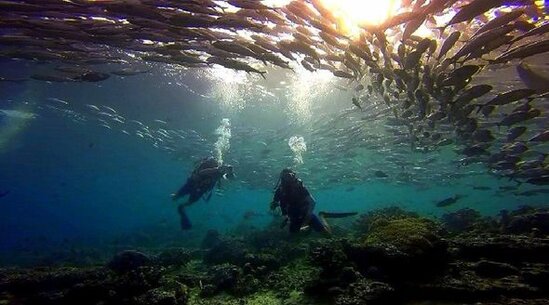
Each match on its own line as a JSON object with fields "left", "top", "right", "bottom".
{"left": 2, "top": 58, "right": 545, "bottom": 264}
{"left": 0, "top": 0, "right": 548, "bottom": 304}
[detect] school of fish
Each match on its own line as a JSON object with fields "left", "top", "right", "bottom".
{"left": 0, "top": 0, "right": 548, "bottom": 188}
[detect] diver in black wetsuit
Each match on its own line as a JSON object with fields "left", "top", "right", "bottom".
{"left": 270, "top": 168, "right": 357, "bottom": 235}
{"left": 172, "top": 157, "right": 234, "bottom": 230}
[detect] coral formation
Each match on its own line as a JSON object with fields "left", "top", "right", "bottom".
{"left": 1, "top": 206, "right": 548, "bottom": 305}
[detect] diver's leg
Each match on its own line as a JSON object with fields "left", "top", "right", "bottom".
{"left": 179, "top": 190, "right": 204, "bottom": 230}
{"left": 311, "top": 213, "right": 332, "bottom": 236}
{"left": 183, "top": 191, "right": 202, "bottom": 207}
{"left": 289, "top": 218, "right": 302, "bottom": 234}
{"left": 178, "top": 204, "right": 192, "bottom": 230}
{"left": 178, "top": 192, "right": 202, "bottom": 230}
{"left": 173, "top": 180, "right": 192, "bottom": 201}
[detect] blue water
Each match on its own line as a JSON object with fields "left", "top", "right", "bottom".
{"left": 0, "top": 61, "right": 547, "bottom": 266}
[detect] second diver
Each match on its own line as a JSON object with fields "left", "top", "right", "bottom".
{"left": 270, "top": 168, "right": 357, "bottom": 235}
{"left": 172, "top": 156, "right": 234, "bottom": 230}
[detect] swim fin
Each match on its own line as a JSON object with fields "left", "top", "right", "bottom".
{"left": 178, "top": 205, "right": 192, "bottom": 230}
{"left": 318, "top": 211, "right": 358, "bottom": 218}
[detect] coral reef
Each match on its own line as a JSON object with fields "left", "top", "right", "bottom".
{"left": 353, "top": 207, "right": 419, "bottom": 234}
{"left": 500, "top": 206, "right": 549, "bottom": 235}
{"left": 1, "top": 206, "right": 548, "bottom": 305}
{"left": 441, "top": 208, "right": 494, "bottom": 233}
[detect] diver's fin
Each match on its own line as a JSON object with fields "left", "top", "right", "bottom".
{"left": 318, "top": 211, "right": 358, "bottom": 218}
{"left": 178, "top": 205, "right": 192, "bottom": 230}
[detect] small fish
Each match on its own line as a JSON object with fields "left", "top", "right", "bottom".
{"left": 110, "top": 67, "right": 151, "bottom": 76}
{"left": 47, "top": 97, "right": 69, "bottom": 105}
{"left": 529, "top": 130, "right": 549, "bottom": 142}
{"left": 499, "top": 109, "right": 540, "bottom": 127}
{"left": 129, "top": 120, "right": 144, "bottom": 126}
{"left": 101, "top": 105, "right": 117, "bottom": 113}
{"left": 0, "top": 190, "right": 10, "bottom": 198}
{"left": 483, "top": 88, "right": 537, "bottom": 108}
{"left": 443, "top": 0, "right": 506, "bottom": 30}
{"left": 499, "top": 185, "right": 518, "bottom": 192}
{"left": 373, "top": 170, "right": 388, "bottom": 178}
{"left": 435, "top": 194, "right": 464, "bottom": 207}
{"left": 333, "top": 70, "right": 355, "bottom": 79}
{"left": 516, "top": 61, "right": 549, "bottom": 93}
{"left": 471, "top": 10, "right": 524, "bottom": 37}
{"left": 507, "top": 126, "right": 527, "bottom": 142}
{"left": 437, "top": 31, "right": 461, "bottom": 60}
{"left": 86, "top": 104, "right": 101, "bottom": 111}
{"left": 243, "top": 210, "right": 266, "bottom": 220}
{"left": 526, "top": 176, "right": 549, "bottom": 185}
{"left": 462, "top": 144, "right": 489, "bottom": 157}
{"left": 472, "top": 186, "right": 491, "bottom": 191}
{"left": 441, "top": 65, "right": 481, "bottom": 87}
{"left": 352, "top": 97, "right": 362, "bottom": 111}
{"left": 514, "top": 189, "right": 549, "bottom": 197}
{"left": 73, "top": 71, "right": 110, "bottom": 82}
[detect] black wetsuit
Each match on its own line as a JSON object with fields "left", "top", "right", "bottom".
{"left": 174, "top": 172, "right": 219, "bottom": 204}
{"left": 174, "top": 159, "right": 225, "bottom": 230}
{"left": 174, "top": 159, "right": 220, "bottom": 203}
{"left": 274, "top": 179, "right": 325, "bottom": 233}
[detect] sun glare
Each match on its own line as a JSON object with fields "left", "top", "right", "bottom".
{"left": 320, "top": 0, "right": 402, "bottom": 36}
{"left": 263, "top": 0, "right": 403, "bottom": 38}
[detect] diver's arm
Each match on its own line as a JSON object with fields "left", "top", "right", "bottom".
{"left": 270, "top": 187, "right": 283, "bottom": 212}
{"left": 304, "top": 194, "right": 316, "bottom": 210}
{"left": 280, "top": 201, "right": 288, "bottom": 216}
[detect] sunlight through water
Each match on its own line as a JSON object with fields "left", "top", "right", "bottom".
{"left": 204, "top": 66, "right": 250, "bottom": 110}
{"left": 320, "top": 0, "right": 402, "bottom": 37}
{"left": 285, "top": 67, "right": 333, "bottom": 123}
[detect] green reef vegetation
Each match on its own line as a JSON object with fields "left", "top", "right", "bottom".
{"left": 1, "top": 205, "right": 549, "bottom": 305}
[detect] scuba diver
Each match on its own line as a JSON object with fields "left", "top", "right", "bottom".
{"left": 172, "top": 156, "right": 234, "bottom": 230}
{"left": 270, "top": 168, "right": 357, "bottom": 235}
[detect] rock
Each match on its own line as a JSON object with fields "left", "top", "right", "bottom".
{"left": 520, "top": 263, "right": 549, "bottom": 290}
{"left": 309, "top": 240, "right": 349, "bottom": 278}
{"left": 64, "top": 281, "right": 112, "bottom": 304}
{"left": 30, "top": 291, "right": 65, "bottom": 305}
{"left": 454, "top": 235, "right": 549, "bottom": 263}
{"left": 108, "top": 250, "right": 153, "bottom": 273}
{"left": 157, "top": 248, "right": 191, "bottom": 267}
{"left": 473, "top": 260, "right": 519, "bottom": 278}
{"left": 347, "top": 216, "right": 448, "bottom": 280}
{"left": 174, "top": 283, "right": 189, "bottom": 305}
{"left": 199, "top": 284, "right": 216, "bottom": 297}
{"left": 305, "top": 278, "right": 345, "bottom": 298}
{"left": 504, "top": 212, "right": 549, "bottom": 235}
{"left": 339, "top": 267, "right": 360, "bottom": 285}
{"left": 203, "top": 239, "right": 249, "bottom": 266}
{"left": 335, "top": 279, "right": 395, "bottom": 305}
{"left": 243, "top": 253, "right": 280, "bottom": 273}
{"left": 441, "top": 208, "right": 483, "bottom": 233}
{"left": 354, "top": 206, "right": 419, "bottom": 234}
{"left": 135, "top": 288, "right": 177, "bottom": 305}
{"left": 201, "top": 229, "right": 221, "bottom": 249}
{"left": 207, "top": 264, "right": 242, "bottom": 294}
{"left": 115, "top": 266, "right": 164, "bottom": 297}
{"left": 413, "top": 272, "right": 539, "bottom": 302}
